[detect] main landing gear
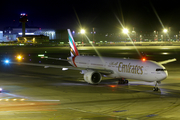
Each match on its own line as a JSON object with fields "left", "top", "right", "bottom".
{"left": 153, "top": 81, "right": 161, "bottom": 91}
{"left": 118, "top": 78, "right": 128, "bottom": 84}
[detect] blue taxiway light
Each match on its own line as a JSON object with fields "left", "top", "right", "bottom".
{"left": 5, "top": 60, "right": 9, "bottom": 63}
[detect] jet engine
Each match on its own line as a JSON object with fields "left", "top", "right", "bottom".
{"left": 84, "top": 70, "right": 102, "bottom": 84}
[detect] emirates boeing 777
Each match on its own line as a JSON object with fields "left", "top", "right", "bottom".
{"left": 2, "top": 29, "right": 176, "bottom": 91}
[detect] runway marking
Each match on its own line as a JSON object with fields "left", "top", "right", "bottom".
{"left": 113, "top": 110, "right": 127, "bottom": 112}
{"left": 65, "top": 107, "right": 135, "bottom": 120}
{"left": 30, "top": 100, "right": 60, "bottom": 102}
{"left": 0, "top": 98, "right": 26, "bottom": 102}
{"left": 146, "top": 114, "right": 157, "bottom": 117}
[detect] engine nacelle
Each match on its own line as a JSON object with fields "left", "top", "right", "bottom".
{"left": 84, "top": 70, "right": 102, "bottom": 84}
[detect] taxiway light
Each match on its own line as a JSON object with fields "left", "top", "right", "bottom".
{"left": 17, "top": 55, "right": 22, "bottom": 60}
{"left": 62, "top": 68, "right": 68, "bottom": 71}
{"left": 20, "top": 99, "right": 25, "bottom": 101}
{"left": 38, "top": 54, "right": 44, "bottom": 57}
{"left": 5, "top": 60, "right": 9, "bottom": 64}
{"left": 162, "top": 52, "right": 168, "bottom": 55}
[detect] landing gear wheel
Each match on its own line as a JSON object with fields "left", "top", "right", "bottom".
{"left": 125, "top": 80, "right": 128, "bottom": 84}
{"left": 153, "top": 87, "right": 159, "bottom": 91}
{"left": 153, "top": 81, "right": 159, "bottom": 91}
{"left": 118, "top": 80, "right": 124, "bottom": 84}
{"left": 118, "top": 79, "right": 128, "bottom": 84}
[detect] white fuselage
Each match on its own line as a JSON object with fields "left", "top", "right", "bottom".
{"left": 68, "top": 56, "right": 168, "bottom": 82}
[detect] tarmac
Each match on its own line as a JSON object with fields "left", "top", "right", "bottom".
{"left": 0, "top": 46, "right": 180, "bottom": 120}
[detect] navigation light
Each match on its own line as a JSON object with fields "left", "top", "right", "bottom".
{"left": 142, "top": 58, "right": 146, "bottom": 62}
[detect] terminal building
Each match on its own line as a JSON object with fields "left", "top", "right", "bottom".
{"left": 1, "top": 13, "right": 180, "bottom": 44}
{"left": 17, "top": 35, "right": 49, "bottom": 44}
{"left": 2, "top": 24, "right": 40, "bottom": 42}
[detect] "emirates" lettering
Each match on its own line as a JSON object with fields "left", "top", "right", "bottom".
{"left": 118, "top": 62, "right": 143, "bottom": 75}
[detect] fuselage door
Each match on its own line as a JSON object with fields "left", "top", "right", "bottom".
{"left": 144, "top": 66, "right": 149, "bottom": 75}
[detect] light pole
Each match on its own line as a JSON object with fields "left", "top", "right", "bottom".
{"left": 163, "top": 29, "right": 168, "bottom": 42}
{"left": 123, "top": 28, "right": 128, "bottom": 43}
{"left": 123, "top": 28, "right": 128, "bottom": 34}
{"left": 80, "top": 29, "right": 85, "bottom": 45}
{"left": 132, "top": 29, "right": 136, "bottom": 42}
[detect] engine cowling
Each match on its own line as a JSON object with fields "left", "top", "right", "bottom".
{"left": 84, "top": 70, "right": 102, "bottom": 84}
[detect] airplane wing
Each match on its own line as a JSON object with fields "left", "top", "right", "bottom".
{"left": 158, "top": 58, "right": 177, "bottom": 64}
{"left": 2, "top": 61, "right": 113, "bottom": 75}
{"left": 42, "top": 57, "right": 68, "bottom": 61}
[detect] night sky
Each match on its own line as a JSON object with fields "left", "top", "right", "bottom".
{"left": 0, "top": 0, "right": 180, "bottom": 32}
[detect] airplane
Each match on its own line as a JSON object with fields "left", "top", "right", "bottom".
{"left": 2, "top": 29, "right": 176, "bottom": 91}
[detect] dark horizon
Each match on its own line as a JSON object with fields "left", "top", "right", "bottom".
{"left": 1, "top": 0, "right": 180, "bottom": 32}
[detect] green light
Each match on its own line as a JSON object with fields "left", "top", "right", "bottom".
{"left": 38, "top": 54, "right": 44, "bottom": 57}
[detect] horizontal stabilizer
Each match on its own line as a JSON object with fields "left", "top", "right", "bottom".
{"left": 158, "top": 58, "right": 176, "bottom": 64}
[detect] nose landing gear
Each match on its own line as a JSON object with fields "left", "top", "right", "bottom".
{"left": 153, "top": 81, "right": 161, "bottom": 91}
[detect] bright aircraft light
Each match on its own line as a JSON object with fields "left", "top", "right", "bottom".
{"left": 142, "top": 58, "right": 146, "bottom": 62}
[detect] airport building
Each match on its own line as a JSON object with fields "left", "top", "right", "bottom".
{"left": 17, "top": 35, "right": 49, "bottom": 44}
{"left": 0, "top": 13, "right": 180, "bottom": 44}
{"left": 2, "top": 24, "right": 40, "bottom": 42}
{"left": 1, "top": 26, "right": 180, "bottom": 44}
{"left": 0, "top": 31, "right": 3, "bottom": 40}
{"left": 34, "top": 29, "right": 67, "bottom": 40}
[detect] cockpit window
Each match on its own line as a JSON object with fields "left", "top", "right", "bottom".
{"left": 156, "top": 69, "right": 166, "bottom": 71}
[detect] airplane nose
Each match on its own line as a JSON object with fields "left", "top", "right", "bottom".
{"left": 162, "top": 71, "right": 168, "bottom": 80}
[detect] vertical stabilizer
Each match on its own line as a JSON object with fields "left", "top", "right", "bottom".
{"left": 67, "top": 29, "right": 79, "bottom": 56}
